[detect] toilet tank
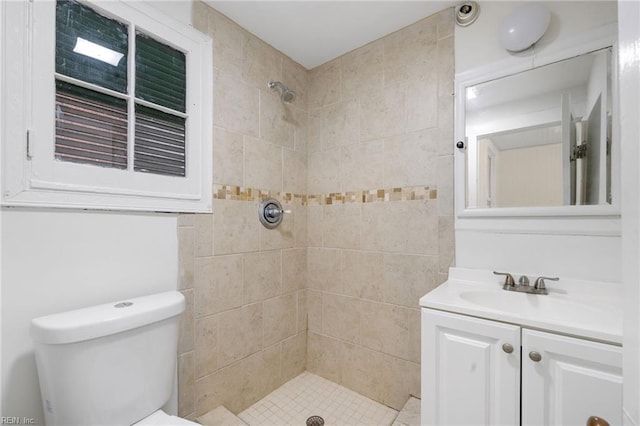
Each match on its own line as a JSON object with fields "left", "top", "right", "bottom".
{"left": 31, "top": 291, "right": 185, "bottom": 426}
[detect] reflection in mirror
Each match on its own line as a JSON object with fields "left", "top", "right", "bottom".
{"left": 465, "top": 48, "right": 613, "bottom": 209}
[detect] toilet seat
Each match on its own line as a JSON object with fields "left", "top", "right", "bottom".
{"left": 133, "top": 410, "right": 199, "bottom": 426}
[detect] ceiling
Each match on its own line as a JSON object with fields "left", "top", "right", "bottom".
{"left": 480, "top": 124, "right": 562, "bottom": 151}
{"left": 204, "top": 1, "right": 456, "bottom": 70}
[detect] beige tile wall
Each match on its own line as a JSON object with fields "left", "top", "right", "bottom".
{"left": 178, "top": 2, "right": 309, "bottom": 419}
{"left": 305, "top": 8, "right": 454, "bottom": 411}
{"left": 178, "top": 1, "right": 454, "bottom": 418}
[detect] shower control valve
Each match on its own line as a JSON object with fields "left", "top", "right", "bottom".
{"left": 259, "top": 198, "right": 291, "bottom": 229}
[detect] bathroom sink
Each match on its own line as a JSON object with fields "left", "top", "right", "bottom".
{"left": 458, "top": 289, "right": 612, "bottom": 324}
{"left": 459, "top": 289, "right": 524, "bottom": 312}
{"left": 419, "top": 267, "right": 623, "bottom": 344}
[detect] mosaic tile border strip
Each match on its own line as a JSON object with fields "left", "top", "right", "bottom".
{"left": 307, "top": 186, "right": 437, "bottom": 205}
{"left": 213, "top": 184, "right": 437, "bottom": 205}
{"left": 213, "top": 184, "right": 305, "bottom": 204}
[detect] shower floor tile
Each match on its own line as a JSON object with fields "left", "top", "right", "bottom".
{"left": 238, "top": 372, "right": 399, "bottom": 426}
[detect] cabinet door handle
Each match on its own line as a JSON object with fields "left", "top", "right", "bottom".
{"left": 529, "top": 351, "right": 542, "bottom": 362}
{"left": 502, "top": 343, "right": 514, "bottom": 354}
{"left": 586, "top": 416, "right": 610, "bottom": 426}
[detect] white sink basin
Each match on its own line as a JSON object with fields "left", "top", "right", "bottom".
{"left": 459, "top": 289, "right": 612, "bottom": 323}
{"left": 420, "top": 268, "right": 623, "bottom": 344}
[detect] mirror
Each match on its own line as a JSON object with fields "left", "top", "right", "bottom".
{"left": 464, "top": 48, "right": 613, "bottom": 209}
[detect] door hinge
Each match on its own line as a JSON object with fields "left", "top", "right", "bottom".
{"left": 570, "top": 144, "right": 587, "bottom": 162}
{"left": 26, "top": 130, "right": 33, "bottom": 159}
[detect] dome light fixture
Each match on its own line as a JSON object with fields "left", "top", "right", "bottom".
{"left": 498, "top": 3, "right": 551, "bottom": 52}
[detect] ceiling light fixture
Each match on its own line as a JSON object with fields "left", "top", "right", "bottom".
{"left": 498, "top": 3, "right": 551, "bottom": 52}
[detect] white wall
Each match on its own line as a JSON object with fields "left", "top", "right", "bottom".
{"left": 142, "top": 1, "right": 192, "bottom": 26}
{"left": 495, "top": 143, "right": 563, "bottom": 207}
{"left": 455, "top": 1, "right": 621, "bottom": 282}
{"left": 0, "top": 2, "right": 191, "bottom": 423}
{"left": 0, "top": 209, "right": 178, "bottom": 424}
{"left": 619, "top": 0, "right": 640, "bottom": 423}
{"left": 587, "top": 49, "right": 609, "bottom": 115}
{"left": 455, "top": 1, "right": 618, "bottom": 74}
{"left": 457, "top": 230, "right": 620, "bottom": 281}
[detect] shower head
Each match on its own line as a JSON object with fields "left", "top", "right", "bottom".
{"left": 268, "top": 81, "right": 296, "bottom": 104}
{"left": 281, "top": 88, "right": 296, "bottom": 103}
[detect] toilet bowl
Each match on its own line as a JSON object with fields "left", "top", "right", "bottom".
{"left": 134, "top": 410, "right": 198, "bottom": 425}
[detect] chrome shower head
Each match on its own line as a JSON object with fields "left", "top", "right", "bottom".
{"left": 281, "top": 88, "right": 296, "bottom": 103}
{"left": 268, "top": 81, "right": 296, "bottom": 104}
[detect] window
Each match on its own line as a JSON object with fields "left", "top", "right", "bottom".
{"left": 1, "top": 0, "right": 212, "bottom": 212}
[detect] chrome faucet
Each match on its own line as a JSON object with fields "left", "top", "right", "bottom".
{"left": 493, "top": 271, "right": 515, "bottom": 287}
{"left": 493, "top": 271, "right": 558, "bottom": 295}
{"left": 533, "top": 276, "right": 559, "bottom": 292}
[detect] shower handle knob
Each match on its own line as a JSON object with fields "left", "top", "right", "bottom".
{"left": 265, "top": 206, "right": 291, "bottom": 218}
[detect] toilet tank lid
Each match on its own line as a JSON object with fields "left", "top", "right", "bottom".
{"left": 31, "top": 291, "right": 185, "bottom": 345}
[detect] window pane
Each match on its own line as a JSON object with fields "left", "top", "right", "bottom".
{"left": 136, "top": 33, "right": 186, "bottom": 112}
{"left": 56, "top": 0, "right": 128, "bottom": 93}
{"left": 134, "top": 105, "right": 186, "bottom": 177}
{"left": 55, "top": 81, "right": 128, "bottom": 169}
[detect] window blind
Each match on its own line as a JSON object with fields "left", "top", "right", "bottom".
{"left": 55, "top": 81, "right": 128, "bottom": 169}
{"left": 136, "top": 33, "right": 186, "bottom": 113}
{"left": 134, "top": 105, "right": 186, "bottom": 177}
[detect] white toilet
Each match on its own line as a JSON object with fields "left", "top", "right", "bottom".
{"left": 31, "top": 291, "right": 197, "bottom": 426}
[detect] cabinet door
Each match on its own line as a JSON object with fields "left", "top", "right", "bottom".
{"left": 421, "top": 309, "right": 521, "bottom": 426}
{"left": 522, "top": 329, "right": 622, "bottom": 426}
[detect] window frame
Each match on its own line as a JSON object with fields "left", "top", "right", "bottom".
{"left": 1, "top": 0, "right": 213, "bottom": 212}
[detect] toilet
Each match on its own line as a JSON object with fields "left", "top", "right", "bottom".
{"left": 31, "top": 291, "right": 197, "bottom": 426}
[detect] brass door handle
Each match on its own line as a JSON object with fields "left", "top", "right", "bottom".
{"left": 587, "top": 416, "right": 610, "bottom": 426}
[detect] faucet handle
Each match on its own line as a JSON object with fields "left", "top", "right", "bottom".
{"left": 534, "top": 276, "right": 559, "bottom": 290}
{"left": 493, "top": 271, "right": 515, "bottom": 287}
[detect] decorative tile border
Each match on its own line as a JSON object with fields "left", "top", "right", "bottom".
{"left": 213, "top": 184, "right": 306, "bottom": 205}
{"left": 306, "top": 186, "right": 436, "bottom": 205}
{"left": 213, "top": 184, "right": 437, "bottom": 205}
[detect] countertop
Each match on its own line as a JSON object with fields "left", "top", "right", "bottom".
{"left": 420, "top": 267, "right": 623, "bottom": 344}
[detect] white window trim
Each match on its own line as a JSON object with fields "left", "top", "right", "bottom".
{"left": 1, "top": 0, "right": 213, "bottom": 213}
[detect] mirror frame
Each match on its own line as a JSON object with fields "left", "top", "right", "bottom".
{"left": 455, "top": 29, "right": 620, "bottom": 229}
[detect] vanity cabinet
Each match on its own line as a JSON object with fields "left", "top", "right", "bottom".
{"left": 422, "top": 309, "right": 622, "bottom": 426}
{"left": 522, "top": 329, "right": 622, "bottom": 426}
{"left": 422, "top": 309, "right": 521, "bottom": 425}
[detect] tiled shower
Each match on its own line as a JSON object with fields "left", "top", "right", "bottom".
{"left": 176, "top": 1, "right": 454, "bottom": 420}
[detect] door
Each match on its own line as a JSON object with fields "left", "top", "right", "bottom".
{"left": 585, "top": 95, "right": 605, "bottom": 204}
{"left": 522, "top": 329, "right": 622, "bottom": 426}
{"left": 421, "top": 309, "right": 521, "bottom": 426}
{"left": 561, "top": 92, "right": 576, "bottom": 204}
{"left": 584, "top": 49, "right": 610, "bottom": 204}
